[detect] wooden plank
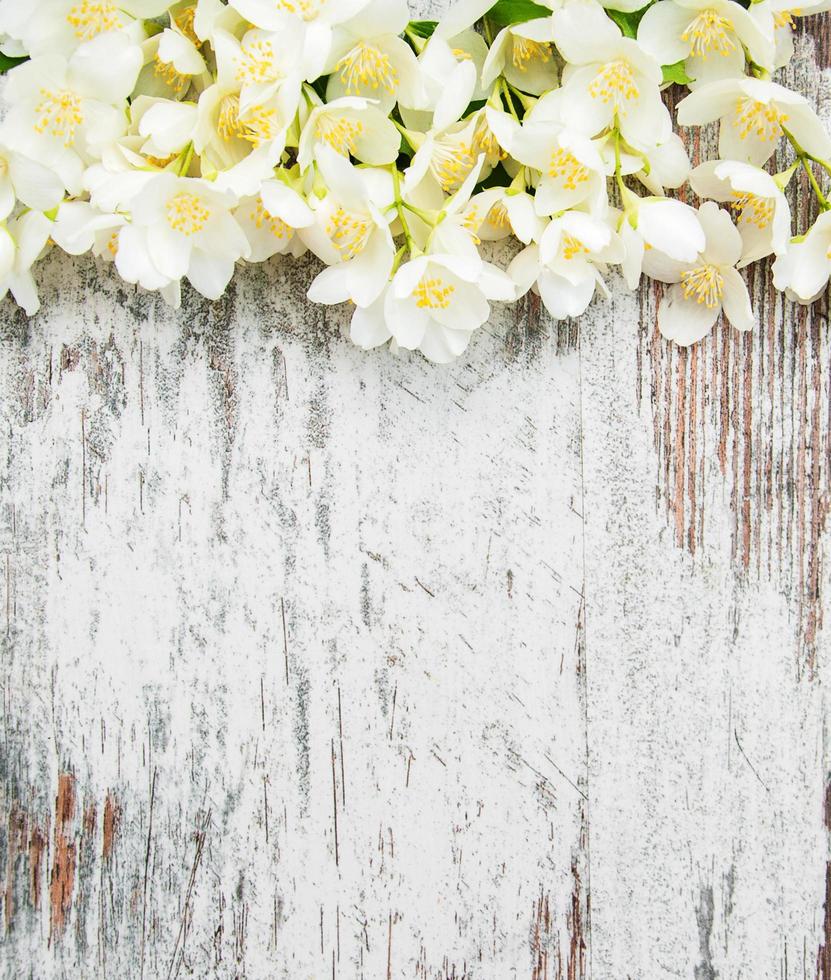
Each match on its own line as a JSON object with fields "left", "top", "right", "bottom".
{"left": 1, "top": 4, "right": 830, "bottom": 978}
{"left": 0, "top": 254, "right": 590, "bottom": 977}
{"left": 578, "top": 25, "right": 831, "bottom": 980}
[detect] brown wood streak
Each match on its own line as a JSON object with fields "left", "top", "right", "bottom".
{"left": 102, "top": 791, "right": 120, "bottom": 864}
{"left": 49, "top": 772, "right": 77, "bottom": 940}
{"left": 644, "top": 17, "right": 831, "bottom": 666}
{"left": 818, "top": 776, "right": 831, "bottom": 980}
{"left": 528, "top": 862, "right": 585, "bottom": 980}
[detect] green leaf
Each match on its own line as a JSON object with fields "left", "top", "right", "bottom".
{"left": 486, "top": 0, "right": 552, "bottom": 28}
{"left": 0, "top": 53, "right": 28, "bottom": 73}
{"left": 605, "top": 2, "right": 652, "bottom": 38}
{"left": 479, "top": 163, "right": 513, "bottom": 189}
{"left": 407, "top": 20, "right": 438, "bottom": 38}
{"left": 661, "top": 60, "right": 693, "bottom": 85}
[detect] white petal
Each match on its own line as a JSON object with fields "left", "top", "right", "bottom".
{"left": 69, "top": 33, "right": 142, "bottom": 102}
{"left": 720, "top": 267, "right": 755, "bottom": 331}
{"left": 698, "top": 201, "right": 742, "bottom": 267}
{"left": 638, "top": 199, "right": 705, "bottom": 263}
{"left": 658, "top": 283, "right": 720, "bottom": 345}
{"left": 508, "top": 243, "right": 542, "bottom": 296}
{"left": 538, "top": 268, "right": 597, "bottom": 319}
{"left": 350, "top": 292, "right": 391, "bottom": 349}
{"left": 435, "top": 0, "right": 493, "bottom": 39}
{"left": 552, "top": 0, "right": 621, "bottom": 64}
{"left": 433, "top": 60, "right": 477, "bottom": 132}
{"left": 260, "top": 181, "right": 314, "bottom": 228}
{"left": 186, "top": 249, "right": 235, "bottom": 300}
{"left": 636, "top": 1, "right": 692, "bottom": 65}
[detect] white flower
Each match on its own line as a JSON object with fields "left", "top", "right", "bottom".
{"left": 133, "top": 25, "right": 210, "bottom": 102}
{"left": 646, "top": 201, "right": 754, "bottom": 345}
{"left": 304, "top": 144, "right": 395, "bottom": 309}
{"left": 634, "top": 133, "right": 692, "bottom": 194}
{"left": 212, "top": 23, "right": 304, "bottom": 117}
{"left": 234, "top": 178, "right": 313, "bottom": 262}
{"left": 510, "top": 210, "right": 622, "bottom": 319}
{"left": 772, "top": 211, "right": 831, "bottom": 304}
{"left": 551, "top": 0, "right": 671, "bottom": 150}
{"left": 677, "top": 77, "right": 831, "bottom": 166}
{"left": 114, "top": 173, "right": 250, "bottom": 302}
{"left": 619, "top": 196, "right": 705, "bottom": 288}
{"left": 402, "top": 61, "right": 486, "bottom": 197}
{"left": 412, "top": 31, "right": 490, "bottom": 117}
{"left": 749, "top": 0, "right": 831, "bottom": 71}
{"left": 432, "top": 0, "right": 494, "bottom": 39}
{"left": 0, "top": 141, "right": 64, "bottom": 219}
{"left": 324, "top": 0, "right": 425, "bottom": 113}
{"left": 689, "top": 159, "right": 791, "bottom": 265}
{"left": 297, "top": 96, "right": 400, "bottom": 169}
{"left": 508, "top": 109, "right": 608, "bottom": 216}
{"left": 463, "top": 187, "right": 544, "bottom": 245}
{"left": 637, "top": 0, "right": 773, "bottom": 86}
{"left": 49, "top": 199, "right": 125, "bottom": 256}
{"left": 3, "top": 32, "right": 142, "bottom": 192}
{"left": 482, "top": 19, "right": 558, "bottom": 96}
{"left": 0, "top": 210, "right": 53, "bottom": 315}
{"left": 381, "top": 253, "right": 515, "bottom": 362}
{"left": 229, "top": 0, "right": 371, "bottom": 80}
{"left": 0, "top": 0, "right": 166, "bottom": 58}
{"left": 138, "top": 99, "right": 199, "bottom": 159}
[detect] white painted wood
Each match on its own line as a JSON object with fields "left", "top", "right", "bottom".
{"left": 1, "top": 6, "right": 830, "bottom": 978}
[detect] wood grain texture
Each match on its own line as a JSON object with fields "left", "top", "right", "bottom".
{"left": 0, "top": 4, "right": 830, "bottom": 978}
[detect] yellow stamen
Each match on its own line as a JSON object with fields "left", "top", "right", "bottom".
{"left": 145, "top": 152, "right": 178, "bottom": 169}
{"left": 335, "top": 42, "right": 398, "bottom": 95}
{"left": 486, "top": 201, "right": 511, "bottom": 230}
{"left": 34, "top": 89, "right": 83, "bottom": 145}
{"left": 251, "top": 200, "right": 291, "bottom": 239}
{"left": 155, "top": 57, "right": 190, "bottom": 95}
{"left": 166, "top": 193, "right": 211, "bottom": 236}
{"left": 173, "top": 6, "right": 200, "bottom": 47}
{"left": 66, "top": 1, "right": 122, "bottom": 41}
{"left": 414, "top": 275, "right": 454, "bottom": 309}
{"left": 774, "top": 7, "right": 800, "bottom": 28}
{"left": 431, "top": 137, "right": 475, "bottom": 192}
{"left": 731, "top": 190, "right": 773, "bottom": 229}
{"left": 588, "top": 60, "right": 639, "bottom": 110}
{"left": 511, "top": 36, "right": 552, "bottom": 71}
{"left": 315, "top": 114, "right": 364, "bottom": 156}
{"left": 734, "top": 97, "right": 787, "bottom": 142}
{"left": 239, "top": 105, "right": 280, "bottom": 147}
{"left": 548, "top": 147, "right": 590, "bottom": 189}
{"left": 473, "top": 114, "right": 506, "bottom": 160}
{"left": 681, "top": 264, "right": 724, "bottom": 307}
{"left": 237, "top": 38, "right": 282, "bottom": 86}
{"left": 562, "top": 234, "right": 589, "bottom": 260}
{"left": 681, "top": 9, "right": 736, "bottom": 58}
{"left": 217, "top": 95, "right": 245, "bottom": 141}
{"left": 275, "top": 0, "right": 326, "bottom": 21}
{"left": 326, "top": 207, "right": 371, "bottom": 259}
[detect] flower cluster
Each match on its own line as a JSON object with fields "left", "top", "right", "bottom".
{"left": 0, "top": 0, "right": 829, "bottom": 360}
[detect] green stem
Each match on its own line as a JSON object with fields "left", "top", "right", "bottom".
{"left": 784, "top": 126, "right": 830, "bottom": 210}
{"left": 176, "top": 142, "right": 194, "bottom": 177}
{"left": 401, "top": 201, "right": 439, "bottom": 224}
{"left": 391, "top": 166, "right": 418, "bottom": 254}
{"left": 500, "top": 78, "right": 520, "bottom": 121}
{"left": 504, "top": 80, "right": 536, "bottom": 113}
{"left": 613, "top": 129, "right": 626, "bottom": 203}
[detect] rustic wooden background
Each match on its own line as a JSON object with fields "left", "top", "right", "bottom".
{"left": 1, "top": 6, "right": 830, "bottom": 978}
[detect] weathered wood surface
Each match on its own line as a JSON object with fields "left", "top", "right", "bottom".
{"left": 1, "top": 7, "right": 830, "bottom": 979}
